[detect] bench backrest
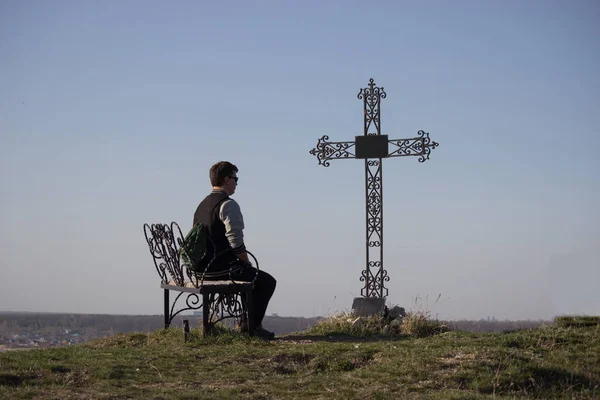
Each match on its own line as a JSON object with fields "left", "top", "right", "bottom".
{"left": 143, "top": 222, "right": 195, "bottom": 286}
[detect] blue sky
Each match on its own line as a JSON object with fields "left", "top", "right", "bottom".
{"left": 1, "top": 0, "right": 598, "bottom": 321}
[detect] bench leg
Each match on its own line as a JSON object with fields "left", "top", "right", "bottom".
{"left": 202, "top": 293, "right": 210, "bottom": 337}
{"left": 163, "top": 289, "right": 170, "bottom": 329}
{"left": 183, "top": 320, "right": 190, "bottom": 342}
{"left": 246, "top": 290, "right": 255, "bottom": 337}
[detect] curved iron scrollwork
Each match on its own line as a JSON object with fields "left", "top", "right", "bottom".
{"left": 166, "top": 292, "right": 246, "bottom": 328}
{"left": 360, "top": 261, "right": 389, "bottom": 298}
{"left": 388, "top": 130, "right": 439, "bottom": 162}
{"left": 364, "top": 155, "right": 386, "bottom": 297}
{"left": 208, "top": 293, "right": 246, "bottom": 326}
{"left": 169, "top": 292, "right": 203, "bottom": 322}
{"left": 143, "top": 222, "right": 187, "bottom": 286}
{"left": 309, "top": 135, "right": 356, "bottom": 167}
{"left": 358, "top": 78, "right": 386, "bottom": 136}
{"left": 359, "top": 78, "right": 388, "bottom": 299}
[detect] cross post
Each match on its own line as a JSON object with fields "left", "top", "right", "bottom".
{"left": 309, "top": 78, "right": 439, "bottom": 301}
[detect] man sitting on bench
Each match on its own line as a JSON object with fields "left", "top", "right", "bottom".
{"left": 193, "top": 161, "right": 277, "bottom": 339}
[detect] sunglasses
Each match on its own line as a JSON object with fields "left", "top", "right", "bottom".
{"left": 228, "top": 176, "right": 239, "bottom": 183}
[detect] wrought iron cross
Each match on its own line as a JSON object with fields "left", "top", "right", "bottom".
{"left": 309, "top": 78, "right": 439, "bottom": 299}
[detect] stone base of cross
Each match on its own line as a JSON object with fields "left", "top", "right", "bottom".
{"left": 309, "top": 78, "right": 439, "bottom": 315}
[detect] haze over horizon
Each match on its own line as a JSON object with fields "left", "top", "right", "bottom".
{"left": 1, "top": 1, "right": 598, "bottom": 321}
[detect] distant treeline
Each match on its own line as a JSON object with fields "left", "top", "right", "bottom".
{"left": 0, "top": 313, "right": 323, "bottom": 336}
{"left": 1, "top": 312, "right": 551, "bottom": 337}
{"left": 1, "top": 313, "right": 167, "bottom": 335}
{"left": 448, "top": 319, "right": 550, "bottom": 333}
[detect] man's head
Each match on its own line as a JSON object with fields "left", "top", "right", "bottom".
{"left": 210, "top": 161, "right": 239, "bottom": 195}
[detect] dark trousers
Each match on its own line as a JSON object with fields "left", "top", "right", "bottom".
{"left": 206, "top": 263, "right": 276, "bottom": 328}
{"left": 233, "top": 266, "right": 276, "bottom": 327}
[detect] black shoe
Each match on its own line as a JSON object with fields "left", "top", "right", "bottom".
{"left": 254, "top": 326, "right": 275, "bottom": 339}
{"left": 239, "top": 322, "right": 275, "bottom": 339}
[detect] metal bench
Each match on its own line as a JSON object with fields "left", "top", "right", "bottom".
{"left": 143, "top": 221, "right": 258, "bottom": 337}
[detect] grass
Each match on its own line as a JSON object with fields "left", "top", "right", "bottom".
{"left": 0, "top": 315, "right": 599, "bottom": 399}
{"left": 304, "top": 308, "right": 450, "bottom": 338}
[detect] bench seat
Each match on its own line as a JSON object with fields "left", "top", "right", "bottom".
{"left": 161, "top": 280, "right": 253, "bottom": 293}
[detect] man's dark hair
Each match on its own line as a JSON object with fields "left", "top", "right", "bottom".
{"left": 210, "top": 161, "right": 238, "bottom": 186}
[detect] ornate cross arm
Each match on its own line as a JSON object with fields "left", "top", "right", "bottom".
{"left": 309, "top": 135, "right": 356, "bottom": 167}
{"left": 388, "top": 130, "right": 439, "bottom": 162}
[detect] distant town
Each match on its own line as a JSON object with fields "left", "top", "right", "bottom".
{"left": 0, "top": 312, "right": 322, "bottom": 351}
{"left": 0, "top": 312, "right": 549, "bottom": 351}
{"left": 1, "top": 328, "right": 85, "bottom": 350}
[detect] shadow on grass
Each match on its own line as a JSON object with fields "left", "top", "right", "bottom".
{"left": 0, "top": 373, "right": 39, "bottom": 387}
{"left": 474, "top": 364, "right": 600, "bottom": 396}
{"left": 274, "top": 333, "right": 412, "bottom": 343}
{"left": 520, "top": 365, "right": 599, "bottom": 392}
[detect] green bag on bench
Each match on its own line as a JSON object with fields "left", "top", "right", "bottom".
{"left": 179, "top": 222, "right": 211, "bottom": 272}
{"left": 179, "top": 197, "right": 229, "bottom": 273}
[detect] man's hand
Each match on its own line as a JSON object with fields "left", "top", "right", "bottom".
{"left": 236, "top": 251, "right": 251, "bottom": 266}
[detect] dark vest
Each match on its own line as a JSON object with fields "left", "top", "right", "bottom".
{"left": 192, "top": 191, "right": 235, "bottom": 269}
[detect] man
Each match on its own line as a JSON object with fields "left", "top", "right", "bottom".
{"left": 193, "top": 161, "right": 276, "bottom": 339}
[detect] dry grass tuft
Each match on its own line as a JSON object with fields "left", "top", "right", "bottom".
{"left": 305, "top": 303, "right": 449, "bottom": 338}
